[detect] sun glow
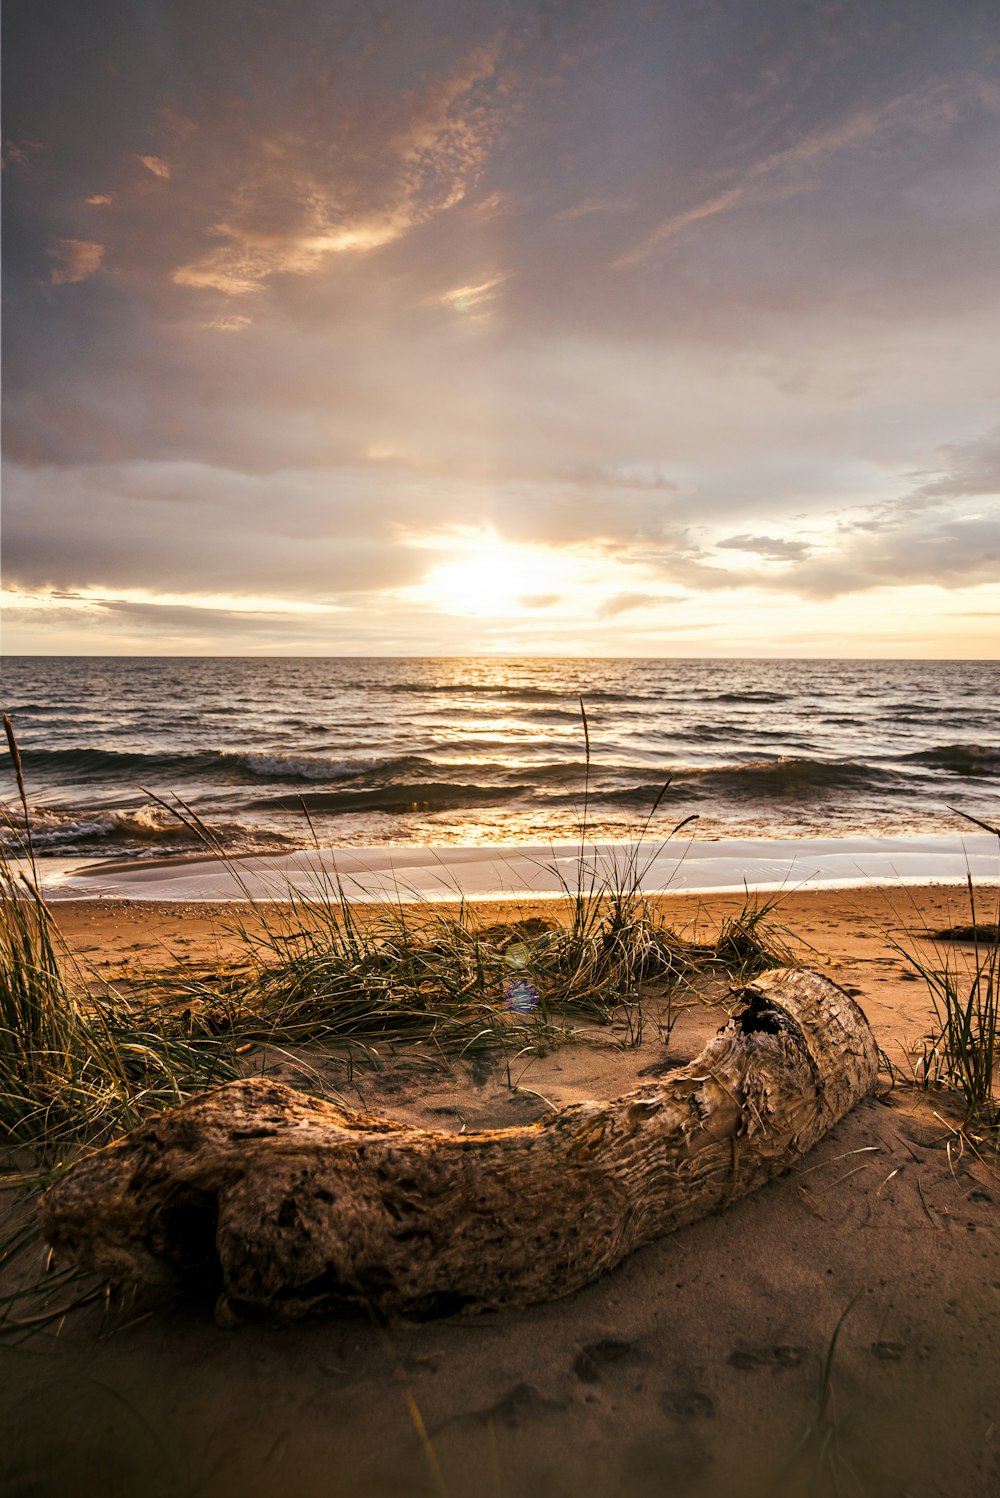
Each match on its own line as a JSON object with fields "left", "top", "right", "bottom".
{"left": 404, "top": 531, "right": 583, "bottom": 618}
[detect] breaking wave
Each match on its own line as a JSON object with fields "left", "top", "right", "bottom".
{"left": 0, "top": 803, "right": 291, "bottom": 859}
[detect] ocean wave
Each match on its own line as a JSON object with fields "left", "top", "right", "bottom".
{"left": 572, "top": 758, "right": 897, "bottom": 801}
{"left": 11, "top": 746, "right": 230, "bottom": 781}
{"left": 0, "top": 803, "right": 196, "bottom": 854}
{"left": 376, "top": 682, "right": 628, "bottom": 702}
{"left": 707, "top": 691, "right": 791, "bottom": 704}
{"left": 677, "top": 758, "right": 898, "bottom": 796}
{"left": 7, "top": 657, "right": 998, "bottom": 854}
{"left": 0, "top": 802, "right": 293, "bottom": 858}
{"left": 248, "top": 781, "right": 533, "bottom": 816}
{"left": 899, "top": 744, "right": 1000, "bottom": 775}
{"left": 2, "top": 702, "right": 66, "bottom": 715}
{"left": 4, "top": 744, "right": 431, "bottom": 789}
{"left": 274, "top": 719, "right": 330, "bottom": 734}
{"left": 234, "top": 750, "right": 385, "bottom": 781}
{"left": 249, "top": 753, "right": 681, "bottom": 790}
{"left": 502, "top": 759, "right": 672, "bottom": 787}
{"left": 241, "top": 757, "right": 900, "bottom": 818}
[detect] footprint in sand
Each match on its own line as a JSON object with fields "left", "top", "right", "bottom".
{"left": 474, "top": 1382, "right": 564, "bottom": 1428}
{"left": 660, "top": 1389, "right": 716, "bottom": 1419}
{"left": 728, "top": 1344, "right": 805, "bottom": 1370}
{"left": 573, "top": 1338, "right": 635, "bottom": 1383}
{"left": 871, "top": 1340, "right": 906, "bottom": 1361}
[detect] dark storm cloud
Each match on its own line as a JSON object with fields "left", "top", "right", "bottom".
{"left": 2, "top": 0, "right": 999, "bottom": 648}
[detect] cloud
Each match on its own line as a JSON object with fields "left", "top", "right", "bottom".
{"left": 206, "top": 313, "right": 252, "bottom": 332}
{"left": 438, "top": 271, "right": 508, "bottom": 316}
{"left": 786, "top": 514, "right": 1000, "bottom": 599}
{"left": 0, "top": 458, "right": 442, "bottom": 599}
{"left": 615, "top": 78, "right": 966, "bottom": 267}
{"left": 2, "top": 137, "right": 43, "bottom": 168}
{"left": 85, "top": 193, "right": 112, "bottom": 206}
{"left": 909, "top": 426, "right": 1000, "bottom": 504}
{"left": 474, "top": 190, "right": 510, "bottom": 219}
{"left": 172, "top": 45, "right": 511, "bottom": 297}
{"left": 716, "top": 533, "right": 812, "bottom": 561}
{"left": 47, "top": 239, "right": 105, "bottom": 284}
{"left": 614, "top": 189, "right": 745, "bottom": 267}
{"left": 601, "top": 463, "right": 680, "bottom": 492}
{"left": 596, "top": 592, "right": 659, "bottom": 618}
{"left": 517, "top": 593, "right": 561, "bottom": 609}
{"left": 138, "top": 154, "right": 171, "bottom": 179}
{"left": 4, "top": 2, "right": 999, "bottom": 656}
{"left": 557, "top": 195, "right": 632, "bottom": 222}
{"left": 36, "top": 584, "right": 333, "bottom": 617}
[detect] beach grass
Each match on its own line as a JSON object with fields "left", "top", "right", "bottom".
{"left": 894, "top": 879, "right": 1000, "bottom": 1132}
{"left": 882, "top": 810, "right": 1000, "bottom": 1132}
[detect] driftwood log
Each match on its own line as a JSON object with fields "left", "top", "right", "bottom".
{"left": 40, "top": 969, "right": 877, "bottom": 1319}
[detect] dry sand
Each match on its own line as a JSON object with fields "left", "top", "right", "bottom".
{"left": 2, "top": 884, "right": 998, "bottom": 1498}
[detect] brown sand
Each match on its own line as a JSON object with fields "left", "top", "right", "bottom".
{"left": 2, "top": 884, "right": 998, "bottom": 1498}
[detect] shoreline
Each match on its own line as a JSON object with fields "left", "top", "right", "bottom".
{"left": 36, "top": 830, "right": 1000, "bottom": 903}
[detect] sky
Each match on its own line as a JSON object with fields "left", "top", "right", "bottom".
{"left": 3, "top": 0, "right": 999, "bottom": 657}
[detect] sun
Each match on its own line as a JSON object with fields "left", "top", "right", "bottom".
{"left": 406, "top": 531, "right": 580, "bottom": 618}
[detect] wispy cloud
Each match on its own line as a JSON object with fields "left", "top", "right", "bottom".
{"left": 47, "top": 239, "right": 105, "bottom": 284}
{"left": 615, "top": 79, "right": 963, "bottom": 267}
{"left": 438, "top": 270, "right": 508, "bottom": 316}
{"left": 557, "top": 195, "right": 632, "bottom": 222}
{"left": 3, "top": 584, "right": 334, "bottom": 617}
{"left": 2, "top": 137, "right": 43, "bottom": 168}
{"left": 173, "top": 46, "right": 511, "bottom": 297}
{"left": 614, "top": 188, "right": 744, "bottom": 264}
{"left": 205, "top": 312, "right": 252, "bottom": 332}
{"left": 597, "top": 591, "right": 659, "bottom": 618}
{"left": 716, "top": 533, "right": 812, "bottom": 561}
{"left": 137, "top": 154, "right": 171, "bottom": 179}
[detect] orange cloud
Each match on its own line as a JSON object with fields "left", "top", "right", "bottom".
{"left": 138, "top": 154, "right": 171, "bottom": 179}
{"left": 86, "top": 193, "right": 112, "bottom": 205}
{"left": 172, "top": 45, "right": 510, "bottom": 297}
{"left": 438, "top": 271, "right": 508, "bottom": 316}
{"left": 48, "top": 239, "right": 105, "bottom": 285}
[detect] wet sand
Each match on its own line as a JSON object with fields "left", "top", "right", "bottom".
{"left": 2, "top": 883, "right": 998, "bottom": 1498}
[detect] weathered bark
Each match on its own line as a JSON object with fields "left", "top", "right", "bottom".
{"left": 39, "top": 969, "right": 877, "bottom": 1319}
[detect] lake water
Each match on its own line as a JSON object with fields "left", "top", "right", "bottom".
{"left": 2, "top": 656, "right": 998, "bottom": 863}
